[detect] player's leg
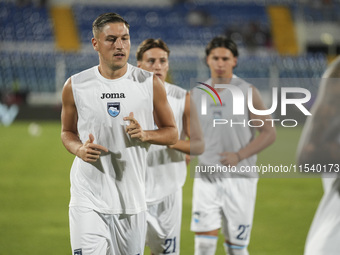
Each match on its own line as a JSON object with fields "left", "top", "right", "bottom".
{"left": 191, "top": 178, "right": 222, "bottom": 255}
{"left": 70, "top": 207, "right": 146, "bottom": 255}
{"left": 109, "top": 211, "right": 146, "bottom": 255}
{"left": 69, "top": 206, "right": 111, "bottom": 255}
{"left": 223, "top": 242, "right": 249, "bottom": 255}
{"left": 146, "top": 189, "right": 182, "bottom": 255}
{"left": 194, "top": 231, "right": 219, "bottom": 255}
{"left": 221, "top": 178, "right": 258, "bottom": 255}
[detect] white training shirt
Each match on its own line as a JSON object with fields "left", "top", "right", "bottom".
{"left": 304, "top": 177, "right": 340, "bottom": 255}
{"left": 146, "top": 82, "right": 187, "bottom": 204}
{"left": 69, "top": 63, "right": 154, "bottom": 214}
{"left": 191, "top": 75, "right": 257, "bottom": 177}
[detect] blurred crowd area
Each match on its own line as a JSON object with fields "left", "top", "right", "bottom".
{"left": 1, "top": 0, "right": 339, "bottom": 106}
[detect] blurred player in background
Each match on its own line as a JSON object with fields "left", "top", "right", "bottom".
{"left": 136, "top": 38, "right": 204, "bottom": 254}
{"left": 190, "top": 36, "right": 276, "bottom": 255}
{"left": 297, "top": 56, "right": 340, "bottom": 255}
{"left": 61, "top": 13, "right": 178, "bottom": 255}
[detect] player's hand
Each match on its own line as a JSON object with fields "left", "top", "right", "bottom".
{"left": 219, "top": 151, "right": 240, "bottom": 167}
{"left": 76, "top": 133, "right": 109, "bottom": 162}
{"left": 124, "top": 112, "right": 147, "bottom": 142}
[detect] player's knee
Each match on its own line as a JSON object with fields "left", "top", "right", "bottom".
{"left": 194, "top": 235, "right": 218, "bottom": 255}
{"left": 223, "top": 242, "right": 249, "bottom": 255}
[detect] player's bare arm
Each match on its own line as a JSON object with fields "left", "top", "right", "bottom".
{"left": 220, "top": 85, "right": 276, "bottom": 166}
{"left": 125, "top": 75, "right": 177, "bottom": 145}
{"left": 297, "top": 67, "right": 340, "bottom": 166}
{"left": 61, "top": 78, "right": 108, "bottom": 162}
{"left": 168, "top": 92, "right": 204, "bottom": 155}
{"left": 238, "top": 86, "right": 276, "bottom": 160}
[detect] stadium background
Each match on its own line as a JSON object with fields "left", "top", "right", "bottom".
{"left": 0, "top": 0, "right": 338, "bottom": 254}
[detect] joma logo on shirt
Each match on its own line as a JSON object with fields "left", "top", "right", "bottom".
{"left": 100, "top": 93, "right": 125, "bottom": 99}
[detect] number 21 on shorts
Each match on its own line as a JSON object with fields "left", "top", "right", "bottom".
{"left": 163, "top": 237, "right": 176, "bottom": 254}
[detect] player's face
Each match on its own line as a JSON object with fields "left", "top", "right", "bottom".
{"left": 138, "top": 48, "right": 169, "bottom": 83}
{"left": 206, "top": 47, "right": 237, "bottom": 79}
{"left": 92, "top": 22, "right": 130, "bottom": 71}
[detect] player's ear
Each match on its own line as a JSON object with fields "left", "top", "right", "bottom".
{"left": 92, "top": 37, "right": 99, "bottom": 51}
{"left": 137, "top": 61, "right": 141, "bottom": 68}
{"left": 233, "top": 57, "right": 238, "bottom": 68}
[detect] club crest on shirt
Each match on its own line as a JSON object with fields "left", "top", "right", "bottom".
{"left": 193, "top": 211, "right": 200, "bottom": 223}
{"left": 107, "top": 102, "right": 120, "bottom": 117}
{"left": 74, "top": 248, "right": 82, "bottom": 255}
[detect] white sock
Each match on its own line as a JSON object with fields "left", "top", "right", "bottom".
{"left": 224, "top": 242, "right": 249, "bottom": 255}
{"left": 194, "top": 235, "right": 218, "bottom": 255}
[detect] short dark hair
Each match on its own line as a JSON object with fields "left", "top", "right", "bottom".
{"left": 136, "top": 38, "right": 170, "bottom": 61}
{"left": 205, "top": 36, "right": 239, "bottom": 57}
{"left": 92, "top": 13, "right": 130, "bottom": 37}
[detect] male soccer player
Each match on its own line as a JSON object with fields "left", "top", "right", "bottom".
{"left": 297, "top": 56, "right": 340, "bottom": 255}
{"left": 61, "top": 13, "right": 178, "bottom": 255}
{"left": 136, "top": 38, "right": 204, "bottom": 254}
{"left": 190, "top": 36, "right": 276, "bottom": 255}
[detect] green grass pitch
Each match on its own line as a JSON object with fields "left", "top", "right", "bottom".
{"left": 0, "top": 122, "right": 322, "bottom": 254}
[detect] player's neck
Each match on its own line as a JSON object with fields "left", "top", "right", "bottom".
{"left": 211, "top": 76, "right": 233, "bottom": 92}
{"left": 98, "top": 64, "right": 128, "bottom": 80}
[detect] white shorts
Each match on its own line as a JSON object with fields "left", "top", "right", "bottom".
{"left": 190, "top": 177, "right": 258, "bottom": 247}
{"left": 304, "top": 177, "right": 340, "bottom": 255}
{"left": 146, "top": 189, "right": 182, "bottom": 255}
{"left": 69, "top": 207, "right": 146, "bottom": 255}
